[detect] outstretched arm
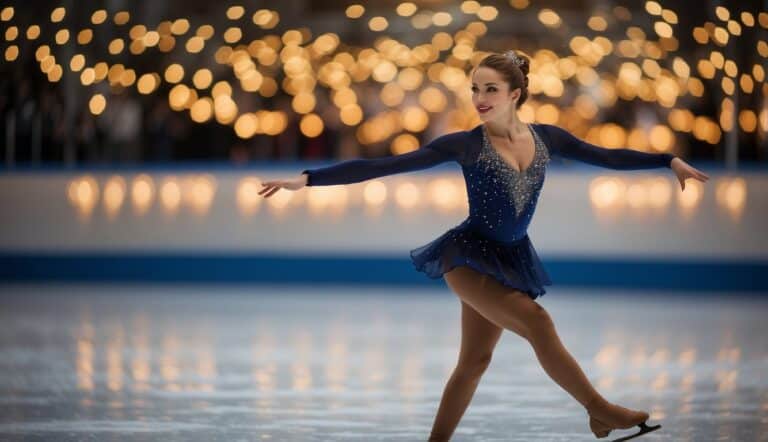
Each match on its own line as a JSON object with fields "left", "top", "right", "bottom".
{"left": 301, "top": 137, "right": 460, "bottom": 186}
{"left": 539, "top": 123, "right": 709, "bottom": 190}
{"left": 541, "top": 123, "right": 675, "bottom": 170}
{"left": 259, "top": 130, "right": 467, "bottom": 197}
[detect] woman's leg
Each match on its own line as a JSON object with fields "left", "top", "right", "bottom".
{"left": 429, "top": 300, "right": 503, "bottom": 442}
{"left": 442, "top": 266, "right": 603, "bottom": 409}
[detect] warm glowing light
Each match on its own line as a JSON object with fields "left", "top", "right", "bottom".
{"left": 77, "top": 29, "right": 93, "bottom": 45}
{"left": 588, "top": 16, "right": 608, "bottom": 31}
{"left": 186, "top": 36, "right": 205, "bottom": 53}
{"left": 69, "top": 54, "right": 85, "bottom": 71}
{"left": 190, "top": 98, "right": 214, "bottom": 123}
{"left": 160, "top": 178, "right": 182, "bottom": 214}
{"left": 396, "top": 2, "right": 418, "bottom": 17}
{"left": 715, "top": 177, "right": 747, "bottom": 220}
{"left": 368, "top": 16, "right": 388, "bottom": 31}
{"left": 114, "top": 11, "right": 130, "bottom": 25}
{"left": 183, "top": 174, "right": 217, "bottom": 215}
{"left": 739, "top": 109, "right": 757, "bottom": 132}
{"left": 4, "top": 45, "right": 18, "bottom": 61}
{"left": 137, "top": 73, "right": 160, "bottom": 94}
{"left": 236, "top": 177, "right": 263, "bottom": 216}
{"left": 715, "top": 6, "right": 730, "bottom": 21}
{"left": 394, "top": 182, "right": 420, "bottom": 209}
{"left": 213, "top": 94, "right": 238, "bottom": 124}
{"left": 346, "top": 5, "right": 365, "bottom": 19}
{"left": 426, "top": 178, "right": 461, "bottom": 214}
{"left": 589, "top": 177, "right": 626, "bottom": 209}
{"left": 538, "top": 9, "right": 561, "bottom": 27}
{"left": 108, "top": 38, "right": 124, "bottom": 54}
{"left": 0, "top": 7, "right": 14, "bottom": 21}
{"left": 80, "top": 68, "right": 96, "bottom": 86}
{"left": 226, "top": 6, "right": 245, "bottom": 20}
{"left": 164, "top": 64, "right": 184, "bottom": 83}
{"left": 212, "top": 81, "right": 232, "bottom": 98}
{"left": 55, "top": 29, "right": 70, "bottom": 45}
{"left": 51, "top": 7, "right": 66, "bottom": 23}
{"left": 300, "top": 113, "right": 324, "bottom": 137}
{"left": 477, "top": 5, "right": 499, "bottom": 21}
{"left": 103, "top": 176, "right": 127, "bottom": 218}
{"left": 234, "top": 113, "right": 259, "bottom": 138}
{"left": 5, "top": 26, "right": 17, "bottom": 41}
{"left": 645, "top": 1, "right": 662, "bottom": 15}
{"left": 391, "top": 133, "right": 419, "bottom": 155}
{"left": 363, "top": 180, "right": 387, "bottom": 207}
{"left": 67, "top": 175, "right": 99, "bottom": 217}
{"left": 131, "top": 174, "right": 155, "bottom": 215}
{"left": 26, "top": 25, "right": 40, "bottom": 40}
{"left": 91, "top": 10, "right": 107, "bottom": 25}
{"left": 340, "top": 104, "right": 363, "bottom": 126}
{"left": 171, "top": 19, "right": 190, "bottom": 35}
{"left": 432, "top": 12, "right": 452, "bottom": 26}
{"left": 35, "top": 45, "right": 50, "bottom": 61}
{"left": 224, "top": 27, "right": 242, "bottom": 44}
{"left": 193, "top": 69, "right": 213, "bottom": 89}
{"left": 89, "top": 94, "right": 106, "bottom": 115}
{"left": 143, "top": 31, "right": 160, "bottom": 47}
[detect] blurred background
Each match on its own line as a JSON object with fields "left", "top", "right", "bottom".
{"left": 0, "top": 0, "right": 765, "bottom": 290}
{"left": 1, "top": 1, "right": 767, "bottom": 441}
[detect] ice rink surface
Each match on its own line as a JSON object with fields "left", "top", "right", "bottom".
{"left": 0, "top": 283, "right": 766, "bottom": 441}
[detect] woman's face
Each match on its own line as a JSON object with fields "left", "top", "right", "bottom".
{"left": 471, "top": 66, "right": 520, "bottom": 121}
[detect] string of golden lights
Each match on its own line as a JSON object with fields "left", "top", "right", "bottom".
{"left": 1, "top": 2, "right": 766, "bottom": 157}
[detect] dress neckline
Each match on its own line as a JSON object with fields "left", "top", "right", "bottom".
{"left": 481, "top": 123, "right": 538, "bottom": 174}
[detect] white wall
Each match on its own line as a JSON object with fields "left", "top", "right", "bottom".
{"left": 0, "top": 167, "right": 764, "bottom": 260}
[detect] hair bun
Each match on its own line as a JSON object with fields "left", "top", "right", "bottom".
{"left": 504, "top": 50, "right": 529, "bottom": 76}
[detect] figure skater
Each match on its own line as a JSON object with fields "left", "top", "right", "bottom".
{"left": 258, "top": 50, "right": 709, "bottom": 441}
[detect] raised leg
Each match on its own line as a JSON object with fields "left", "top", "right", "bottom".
{"left": 428, "top": 300, "right": 503, "bottom": 442}
{"left": 442, "top": 266, "right": 604, "bottom": 408}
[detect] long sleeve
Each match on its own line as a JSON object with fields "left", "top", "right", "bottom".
{"left": 539, "top": 123, "right": 675, "bottom": 170}
{"left": 301, "top": 130, "right": 468, "bottom": 186}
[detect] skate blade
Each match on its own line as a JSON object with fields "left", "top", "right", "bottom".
{"left": 609, "top": 422, "right": 661, "bottom": 441}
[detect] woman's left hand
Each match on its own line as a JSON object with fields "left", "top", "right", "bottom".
{"left": 670, "top": 157, "right": 710, "bottom": 191}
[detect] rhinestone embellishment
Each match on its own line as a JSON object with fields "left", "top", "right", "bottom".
{"left": 475, "top": 124, "right": 550, "bottom": 219}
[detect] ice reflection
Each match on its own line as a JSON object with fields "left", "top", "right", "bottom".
{"left": 0, "top": 285, "right": 765, "bottom": 441}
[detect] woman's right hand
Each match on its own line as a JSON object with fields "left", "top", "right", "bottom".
{"left": 258, "top": 173, "right": 308, "bottom": 198}
{"left": 670, "top": 157, "right": 709, "bottom": 191}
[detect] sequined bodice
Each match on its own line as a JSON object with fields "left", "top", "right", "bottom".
{"left": 461, "top": 124, "right": 550, "bottom": 242}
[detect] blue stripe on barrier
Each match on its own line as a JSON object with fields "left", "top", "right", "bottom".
{"left": 0, "top": 253, "right": 765, "bottom": 292}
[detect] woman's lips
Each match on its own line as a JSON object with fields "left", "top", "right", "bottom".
{"left": 477, "top": 106, "right": 492, "bottom": 114}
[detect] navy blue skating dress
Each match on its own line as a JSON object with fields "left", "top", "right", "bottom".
{"left": 301, "top": 123, "right": 674, "bottom": 300}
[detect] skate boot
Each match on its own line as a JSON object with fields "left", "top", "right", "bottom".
{"left": 585, "top": 396, "right": 661, "bottom": 441}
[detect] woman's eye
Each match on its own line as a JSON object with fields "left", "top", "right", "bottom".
{"left": 488, "top": 87, "right": 497, "bottom": 92}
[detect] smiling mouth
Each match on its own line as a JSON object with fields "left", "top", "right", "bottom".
{"left": 477, "top": 106, "right": 493, "bottom": 113}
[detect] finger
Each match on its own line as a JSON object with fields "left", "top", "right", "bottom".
{"left": 266, "top": 187, "right": 280, "bottom": 197}
{"left": 259, "top": 186, "right": 273, "bottom": 196}
{"left": 690, "top": 169, "right": 705, "bottom": 178}
{"left": 696, "top": 169, "right": 709, "bottom": 179}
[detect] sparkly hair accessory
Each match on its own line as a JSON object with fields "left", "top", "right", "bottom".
{"left": 504, "top": 50, "right": 525, "bottom": 67}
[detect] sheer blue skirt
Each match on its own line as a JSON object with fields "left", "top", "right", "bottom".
{"left": 409, "top": 224, "right": 552, "bottom": 300}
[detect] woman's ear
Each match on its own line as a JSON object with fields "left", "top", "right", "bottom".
{"left": 508, "top": 87, "right": 520, "bottom": 103}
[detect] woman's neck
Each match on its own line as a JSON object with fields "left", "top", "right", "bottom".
{"left": 484, "top": 118, "right": 528, "bottom": 140}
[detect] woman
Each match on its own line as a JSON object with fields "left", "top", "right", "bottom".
{"left": 259, "top": 50, "right": 709, "bottom": 441}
